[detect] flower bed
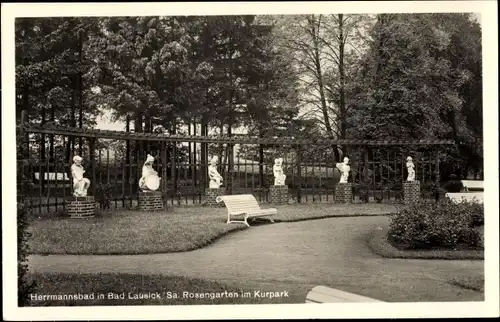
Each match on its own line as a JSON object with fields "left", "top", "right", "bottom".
{"left": 388, "top": 199, "right": 484, "bottom": 250}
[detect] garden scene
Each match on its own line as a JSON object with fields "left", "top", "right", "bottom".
{"left": 16, "top": 13, "right": 484, "bottom": 306}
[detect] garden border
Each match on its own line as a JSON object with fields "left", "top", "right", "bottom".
{"left": 367, "top": 226, "right": 484, "bottom": 260}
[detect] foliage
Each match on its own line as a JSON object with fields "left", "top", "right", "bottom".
{"left": 16, "top": 17, "right": 100, "bottom": 127}
{"left": 17, "top": 200, "right": 36, "bottom": 306}
{"left": 16, "top": 14, "right": 483, "bottom": 190}
{"left": 353, "top": 183, "right": 370, "bottom": 203}
{"left": 369, "top": 225, "right": 484, "bottom": 260}
{"left": 97, "top": 183, "right": 114, "bottom": 211}
{"left": 442, "top": 174, "right": 464, "bottom": 192}
{"left": 271, "top": 15, "right": 373, "bottom": 138}
{"left": 389, "top": 199, "right": 484, "bottom": 250}
{"left": 347, "top": 13, "right": 482, "bottom": 176}
{"left": 17, "top": 127, "right": 37, "bottom": 306}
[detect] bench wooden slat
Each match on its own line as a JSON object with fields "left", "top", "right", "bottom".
{"left": 226, "top": 205, "right": 260, "bottom": 210}
{"left": 226, "top": 203, "right": 260, "bottom": 209}
{"left": 445, "top": 192, "right": 484, "bottom": 204}
{"left": 305, "top": 286, "right": 384, "bottom": 303}
{"left": 224, "top": 200, "right": 259, "bottom": 204}
{"left": 461, "top": 180, "right": 484, "bottom": 191}
{"left": 216, "top": 194, "right": 276, "bottom": 227}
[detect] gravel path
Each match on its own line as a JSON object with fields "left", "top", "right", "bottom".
{"left": 28, "top": 216, "right": 484, "bottom": 302}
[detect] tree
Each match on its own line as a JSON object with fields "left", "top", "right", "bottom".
{"left": 270, "top": 14, "right": 373, "bottom": 161}
{"left": 85, "top": 17, "right": 195, "bottom": 132}
{"left": 347, "top": 13, "right": 482, "bottom": 178}
{"left": 16, "top": 17, "right": 100, "bottom": 127}
{"left": 16, "top": 17, "right": 102, "bottom": 192}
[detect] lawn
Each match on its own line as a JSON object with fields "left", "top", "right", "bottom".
{"left": 448, "top": 275, "right": 485, "bottom": 292}
{"left": 26, "top": 272, "right": 310, "bottom": 306}
{"left": 28, "top": 204, "right": 399, "bottom": 255}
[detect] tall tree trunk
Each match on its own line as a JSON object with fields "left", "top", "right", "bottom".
{"left": 200, "top": 115, "right": 208, "bottom": 188}
{"left": 258, "top": 125, "right": 265, "bottom": 188}
{"left": 22, "top": 88, "right": 30, "bottom": 159}
{"left": 218, "top": 123, "right": 224, "bottom": 177}
{"left": 193, "top": 122, "right": 198, "bottom": 187}
{"left": 40, "top": 105, "right": 46, "bottom": 192}
{"left": 226, "top": 122, "right": 233, "bottom": 194}
{"left": 78, "top": 31, "right": 83, "bottom": 156}
{"left": 311, "top": 16, "right": 332, "bottom": 137}
{"left": 134, "top": 112, "right": 143, "bottom": 190}
{"left": 310, "top": 15, "right": 341, "bottom": 162}
{"left": 338, "top": 14, "right": 346, "bottom": 140}
{"left": 67, "top": 75, "right": 77, "bottom": 164}
{"left": 49, "top": 103, "right": 55, "bottom": 166}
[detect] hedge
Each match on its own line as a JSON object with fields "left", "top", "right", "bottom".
{"left": 388, "top": 199, "right": 483, "bottom": 250}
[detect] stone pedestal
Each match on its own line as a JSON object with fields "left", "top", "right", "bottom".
{"left": 138, "top": 191, "right": 164, "bottom": 211}
{"left": 270, "top": 185, "right": 288, "bottom": 205}
{"left": 205, "top": 188, "right": 226, "bottom": 207}
{"left": 403, "top": 181, "right": 420, "bottom": 204}
{"left": 68, "top": 196, "right": 96, "bottom": 218}
{"left": 335, "top": 183, "right": 353, "bottom": 204}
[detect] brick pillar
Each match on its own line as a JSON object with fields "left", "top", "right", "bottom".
{"left": 270, "top": 185, "right": 289, "bottom": 205}
{"left": 138, "top": 191, "right": 164, "bottom": 211}
{"left": 403, "top": 181, "right": 420, "bottom": 204}
{"left": 67, "top": 196, "right": 96, "bottom": 218}
{"left": 335, "top": 183, "right": 353, "bottom": 204}
{"left": 205, "top": 188, "right": 226, "bottom": 207}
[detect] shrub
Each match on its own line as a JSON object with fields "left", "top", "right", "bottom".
{"left": 97, "top": 183, "right": 114, "bottom": 210}
{"left": 388, "top": 198, "right": 484, "bottom": 250}
{"left": 443, "top": 174, "right": 464, "bottom": 193}
{"left": 353, "top": 183, "right": 370, "bottom": 203}
{"left": 423, "top": 182, "right": 448, "bottom": 201}
{"left": 17, "top": 200, "right": 37, "bottom": 306}
{"left": 17, "top": 127, "right": 36, "bottom": 306}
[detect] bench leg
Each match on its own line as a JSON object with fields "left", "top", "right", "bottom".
{"left": 244, "top": 214, "right": 251, "bottom": 227}
{"left": 227, "top": 214, "right": 251, "bottom": 227}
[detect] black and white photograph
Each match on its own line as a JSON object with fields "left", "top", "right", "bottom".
{"left": 2, "top": 1, "right": 499, "bottom": 320}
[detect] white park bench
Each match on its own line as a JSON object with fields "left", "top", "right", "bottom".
{"left": 34, "top": 172, "right": 71, "bottom": 187}
{"left": 461, "top": 180, "right": 484, "bottom": 191}
{"left": 305, "top": 286, "right": 384, "bottom": 303}
{"left": 216, "top": 194, "right": 277, "bottom": 227}
{"left": 34, "top": 172, "right": 70, "bottom": 181}
{"left": 445, "top": 192, "right": 484, "bottom": 204}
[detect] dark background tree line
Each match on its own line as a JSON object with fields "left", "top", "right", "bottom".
{"left": 16, "top": 13, "right": 483, "bottom": 183}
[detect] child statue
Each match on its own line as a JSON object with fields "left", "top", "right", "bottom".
{"left": 336, "top": 157, "right": 351, "bottom": 183}
{"left": 71, "top": 155, "right": 91, "bottom": 197}
{"left": 273, "top": 157, "right": 286, "bottom": 186}
{"left": 139, "top": 154, "right": 161, "bottom": 191}
{"left": 406, "top": 156, "right": 415, "bottom": 182}
{"left": 208, "top": 156, "right": 223, "bottom": 188}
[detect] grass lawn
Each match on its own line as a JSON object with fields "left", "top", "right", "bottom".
{"left": 28, "top": 204, "right": 399, "bottom": 255}
{"left": 367, "top": 225, "right": 484, "bottom": 260}
{"left": 448, "top": 275, "right": 485, "bottom": 292}
{"left": 26, "top": 273, "right": 309, "bottom": 306}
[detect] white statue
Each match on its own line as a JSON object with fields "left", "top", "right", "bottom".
{"left": 406, "top": 156, "right": 415, "bottom": 182}
{"left": 71, "top": 155, "right": 91, "bottom": 197}
{"left": 208, "top": 156, "right": 223, "bottom": 188}
{"left": 336, "top": 157, "right": 350, "bottom": 183}
{"left": 139, "top": 154, "right": 161, "bottom": 191}
{"left": 273, "top": 157, "right": 286, "bottom": 186}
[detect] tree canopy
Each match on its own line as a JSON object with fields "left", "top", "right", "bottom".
{"left": 16, "top": 13, "right": 483, "bottom": 177}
